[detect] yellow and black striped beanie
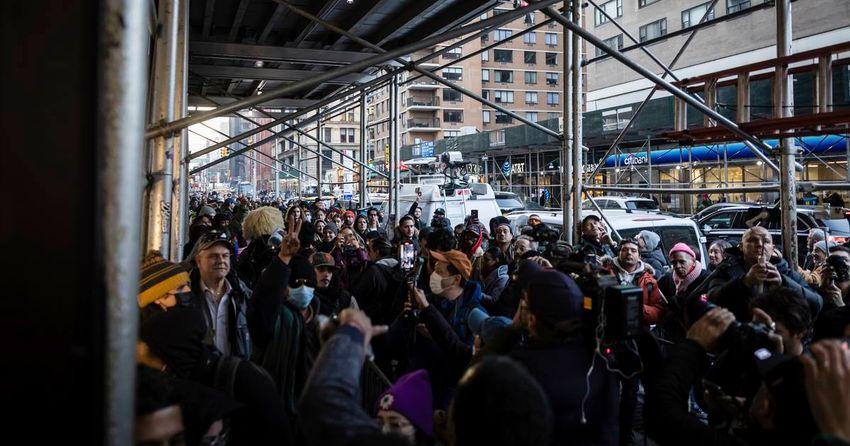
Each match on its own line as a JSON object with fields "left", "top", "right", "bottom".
{"left": 139, "top": 252, "right": 189, "bottom": 308}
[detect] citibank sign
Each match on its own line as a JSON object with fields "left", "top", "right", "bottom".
{"left": 623, "top": 154, "right": 648, "bottom": 166}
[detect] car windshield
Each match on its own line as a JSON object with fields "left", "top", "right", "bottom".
{"left": 496, "top": 198, "right": 524, "bottom": 209}
{"left": 626, "top": 200, "right": 658, "bottom": 210}
{"left": 618, "top": 226, "right": 701, "bottom": 260}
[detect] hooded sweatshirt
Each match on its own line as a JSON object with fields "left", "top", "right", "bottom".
{"left": 612, "top": 258, "right": 647, "bottom": 285}
{"left": 637, "top": 230, "right": 667, "bottom": 270}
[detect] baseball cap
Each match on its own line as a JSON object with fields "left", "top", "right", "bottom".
{"left": 194, "top": 230, "right": 231, "bottom": 253}
{"left": 309, "top": 252, "right": 339, "bottom": 270}
{"left": 429, "top": 249, "right": 472, "bottom": 280}
{"left": 434, "top": 208, "right": 446, "bottom": 216}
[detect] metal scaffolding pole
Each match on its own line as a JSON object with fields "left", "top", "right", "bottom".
{"left": 276, "top": 0, "right": 562, "bottom": 140}
{"left": 144, "top": 0, "right": 179, "bottom": 257}
{"left": 275, "top": 138, "right": 280, "bottom": 198}
{"left": 571, "top": 1, "right": 583, "bottom": 243}
{"left": 317, "top": 110, "right": 323, "bottom": 196}
{"left": 98, "top": 0, "right": 148, "bottom": 442}
{"left": 390, "top": 72, "right": 400, "bottom": 223}
{"left": 360, "top": 93, "right": 368, "bottom": 206}
{"left": 777, "top": 0, "right": 798, "bottom": 264}
{"left": 169, "top": 0, "right": 188, "bottom": 260}
{"left": 561, "top": 0, "right": 573, "bottom": 243}
{"left": 147, "top": 0, "right": 564, "bottom": 138}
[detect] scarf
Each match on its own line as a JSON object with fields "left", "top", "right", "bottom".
{"left": 673, "top": 261, "right": 703, "bottom": 296}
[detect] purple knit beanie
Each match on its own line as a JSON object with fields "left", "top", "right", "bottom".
{"left": 377, "top": 369, "right": 434, "bottom": 436}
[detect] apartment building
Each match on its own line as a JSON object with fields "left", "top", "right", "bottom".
{"left": 368, "top": 7, "right": 565, "bottom": 167}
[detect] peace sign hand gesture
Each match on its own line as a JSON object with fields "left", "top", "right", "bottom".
{"left": 279, "top": 213, "right": 302, "bottom": 264}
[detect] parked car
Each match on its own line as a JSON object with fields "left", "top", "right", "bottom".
{"left": 581, "top": 196, "right": 659, "bottom": 212}
{"left": 495, "top": 191, "right": 543, "bottom": 214}
{"left": 507, "top": 209, "right": 708, "bottom": 265}
{"left": 697, "top": 204, "right": 850, "bottom": 264}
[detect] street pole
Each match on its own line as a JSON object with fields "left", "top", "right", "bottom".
{"left": 571, "top": 0, "right": 583, "bottom": 244}
{"left": 169, "top": 0, "right": 188, "bottom": 260}
{"left": 390, "top": 72, "right": 400, "bottom": 223}
{"left": 143, "top": 0, "right": 179, "bottom": 258}
{"left": 561, "top": 0, "right": 573, "bottom": 243}
{"left": 360, "top": 93, "right": 368, "bottom": 207}
{"left": 317, "top": 110, "right": 323, "bottom": 198}
{"left": 777, "top": 0, "right": 798, "bottom": 265}
{"left": 98, "top": 0, "right": 149, "bottom": 442}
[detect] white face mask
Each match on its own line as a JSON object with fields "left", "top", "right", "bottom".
{"left": 430, "top": 271, "right": 447, "bottom": 295}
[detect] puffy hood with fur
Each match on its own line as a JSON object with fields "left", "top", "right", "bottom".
{"left": 242, "top": 206, "right": 284, "bottom": 240}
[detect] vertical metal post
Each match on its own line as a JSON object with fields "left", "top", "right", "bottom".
{"left": 647, "top": 136, "right": 653, "bottom": 190}
{"left": 298, "top": 133, "right": 303, "bottom": 200}
{"left": 737, "top": 72, "right": 751, "bottom": 123}
{"left": 360, "top": 93, "right": 368, "bottom": 206}
{"left": 484, "top": 156, "right": 489, "bottom": 185}
{"left": 98, "top": 0, "right": 148, "bottom": 442}
{"left": 818, "top": 55, "right": 833, "bottom": 113}
{"left": 509, "top": 154, "right": 513, "bottom": 190}
{"left": 390, "top": 72, "right": 400, "bottom": 223}
{"left": 275, "top": 137, "right": 280, "bottom": 199}
{"left": 169, "top": 0, "right": 188, "bottom": 260}
{"left": 144, "top": 0, "right": 179, "bottom": 257}
{"left": 317, "top": 111, "right": 323, "bottom": 198}
{"left": 777, "top": 0, "right": 798, "bottom": 264}
{"left": 571, "top": 0, "right": 583, "bottom": 243}
{"left": 561, "top": 0, "right": 573, "bottom": 242}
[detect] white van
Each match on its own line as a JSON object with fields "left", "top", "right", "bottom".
{"left": 507, "top": 210, "right": 708, "bottom": 263}
{"left": 383, "top": 182, "right": 503, "bottom": 231}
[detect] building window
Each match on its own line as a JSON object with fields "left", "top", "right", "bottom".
{"left": 322, "top": 149, "right": 333, "bottom": 170}
{"left": 322, "top": 127, "right": 332, "bottom": 142}
{"left": 639, "top": 18, "right": 667, "bottom": 42}
{"left": 524, "top": 12, "right": 535, "bottom": 25}
{"left": 595, "top": 0, "right": 623, "bottom": 26}
{"left": 523, "top": 32, "right": 537, "bottom": 45}
{"left": 682, "top": 2, "right": 714, "bottom": 28}
{"left": 340, "top": 128, "right": 355, "bottom": 143}
{"left": 545, "top": 52, "right": 557, "bottom": 65}
{"left": 481, "top": 33, "right": 489, "bottom": 43}
{"left": 490, "top": 129, "right": 506, "bottom": 145}
{"left": 444, "top": 110, "right": 463, "bottom": 123}
{"left": 546, "top": 92, "right": 559, "bottom": 105}
{"left": 482, "top": 90, "right": 490, "bottom": 100}
{"left": 549, "top": 112, "right": 561, "bottom": 120}
{"left": 494, "top": 49, "right": 513, "bottom": 63}
{"left": 525, "top": 71, "right": 538, "bottom": 84}
{"left": 726, "top": 0, "right": 750, "bottom": 14}
{"left": 444, "top": 130, "right": 460, "bottom": 139}
{"left": 494, "top": 90, "right": 514, "bottom": 104}
{"left": 601, "top": 106, "right": 634, "bottom": 131}
{"left": 596, "top": 34, "right": 623, "bottom": 57}
{"left": 495, "top": 111, "right": 513, "bottom": 124}
{"left": 494, "top": 70, "right": 513, "bottom": 83}
{"left": 481, "top": 50, "right": 489, "bottom": 62}
{"left": 443, "top": 47, "right": 462, "bottom": 59}
{"left": 443, "top": 88, "right": 463, "bottom": 102}
{"left": 545, "top": 32, "right": 558, "bottom": 46}
{"left": 526, "top": 111, "right": 538, "bottom": 122}
{"left": 483, "top": 110, "right": 491, "bottom": 123}
{"left": 639, "top": 0, "right": 661, "bottom": 7}
{"left": 494, "top": 29, "right": 512, "bottom": 41}
{"left": 442, "top": 67, "right": 462, "bottom": 81}
{"left": 525, "top": 92, "right": 539, "bottom": 105}
{"left": 546, "top": 72, "right": 559, "bottom": 86}
{"left": 481, "top": 69, "right": 490, "bottom": 82}
{"left": 524, "top": 51, "right": 537, "bottom": 64}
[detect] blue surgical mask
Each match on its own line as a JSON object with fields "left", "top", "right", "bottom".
{"left": 288, "top": 285, "right": 315, "bottom": 309}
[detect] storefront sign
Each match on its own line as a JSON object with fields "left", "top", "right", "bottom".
{"left": 501, "top": 160, "right": 511, "bottom": 176}
{"left": 623, "top": 154, "right": 648, "bottom": 166}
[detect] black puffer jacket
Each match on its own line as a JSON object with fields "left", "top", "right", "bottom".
{"left": 700, "top": 247, "right": 822, "bottom": 321}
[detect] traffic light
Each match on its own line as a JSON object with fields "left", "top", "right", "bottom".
{"left": 219, "top": 148, "right": 230, "bottom": 158}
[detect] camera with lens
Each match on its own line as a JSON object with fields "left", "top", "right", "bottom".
{"left": 826, "top": 253, "right": 850, "bottom": 283}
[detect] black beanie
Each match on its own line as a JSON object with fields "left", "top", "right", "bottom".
{"left": 140, "top": 307, "right": 207, "bottom": 379}
{"left": 288, "top": 254, "right": 317, "bottom": 288}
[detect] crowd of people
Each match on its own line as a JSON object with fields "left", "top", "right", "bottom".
{"left": 134, "top": 190, "right": 850, "bottom": 446}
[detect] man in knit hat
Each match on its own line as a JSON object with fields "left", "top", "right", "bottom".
{"left": 138, "top": 251, "right": 191, "bottom": 316}
{"left": 376, "top": 369, "right": 434, "bottom": 441}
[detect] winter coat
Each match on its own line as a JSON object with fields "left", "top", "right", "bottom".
{"left": 612, "top": 259, "right": 666, "bottom": 325}
{"left": 510, "top": 337, "right": 619, "bottom": 446}
{"left": 576, "top": 236, "right": 615, "bottom": 258}
{"left": 247, "top": 257, "right": 321, "bottom": 427}
{"left": 189, "top": 268, "right": 252, "bottom": 359}
{"left": 350, "top": 256, "right": 401, "bottom": 324}
{"left": 656, "top": 269, "right": 710, "bottom": 345}
{"left": 482, "top": 264, "right": 509, "bottom": 305}
{"left": 235, "top": 236, "right": 276, "bottom": 289}
{"left": 641, "top": 248, "right": 667, "bottom": 272}
{"left": 700, "top": 247, "right": 823, "bottom": 321}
